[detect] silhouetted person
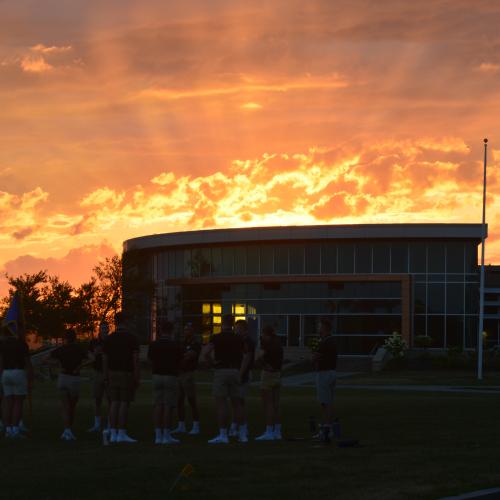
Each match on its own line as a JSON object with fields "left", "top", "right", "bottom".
{"left": 47, "top": 329, "right": 87, "bottom": 441}
{"left": 0, "top": 326, "right": 33, "bottom": 439}
{"left": 172, "top": 322, "right": 201, "bottom": 435}
{"left": 313, "top": 318, "right": 338, "bottom": 443}
{"left": 204, "top": 314, "right": 245, "bottom": 444}
{"left": 103, "top": 312, "right": 140, "bottom": 443}
{"left": 148, "top": 320, "right": 182, "bottom": 444}
{"left": 88, "top": 321, "right": 110, "bottom": 433}
{"left": 255, "top": 325, "right": 283, "bottom": 441}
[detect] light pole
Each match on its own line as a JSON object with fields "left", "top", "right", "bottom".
{"left": 477, "top": 138, "right": 488, "bottom": 381}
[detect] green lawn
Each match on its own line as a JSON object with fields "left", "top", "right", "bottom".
{"left": 2, "top": 374, "right": 500, "bottom": 500}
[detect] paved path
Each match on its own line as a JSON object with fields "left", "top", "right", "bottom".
{"left": 281, "top": 372, "right": 500, "bottom": 395}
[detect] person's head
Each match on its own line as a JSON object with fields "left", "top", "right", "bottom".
{"left": 183, "top": 322, "right": 194, "bottom": 339}
{"left": 65, "top": 329, "right": 77, "bottom": 344}
{"left": 261, "top": 325, "right": 275, "bottom": 346}
{"left": 221, "top": 314, "right": 234, "bottom": 332}
{"left": 234, "top": 319, "right": 248, "bottom": 337}
{"left": 319, "top": 318, "right": 332, "bottom": 337}
{"left": 98, "top": 321, "right": 109, "bottom": 340}
{"left": 159, "top": 319, "right": 174, "bottom": 338}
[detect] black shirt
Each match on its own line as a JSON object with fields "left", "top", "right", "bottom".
{"left": 148, "top": 337, "right": 183, "bottom": 376}
{"left": 211, "top": 330, "right": 244, "bottom": 370}
{"left": 89, "top": 338, "right": 105, "bottom": 372}
{"left": 262, "top": 337, "right": 283, "bottom": 372}
{"left": 0, "top": 338, "right": 29, "bottom": 370}
{"left": 180, "top": 337, "right": 202, "bottom": 372}
{"left": 103, "top": 328, "right": 140, "bottom": 372}
{"left": 50, "top": 343, "right": 87, "bottom": 375}
{"left": 241, "top": 336, "right": 256, "bottom": 383}
{"left": 316, "top": 335, "right": 338, "bottom": 371}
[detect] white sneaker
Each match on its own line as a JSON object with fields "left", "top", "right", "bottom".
{"left": 110, "top": 431, "right": 118, "bottom": 443}
{"left": 162, "top": 434, "right": 180, "bottom": 445}
{"left": 238, "top": 432, "right": 248, "bottom": 443}
{"left": 188, "top": 427, "right": 200, "bottom": 436}
{"left": 273, "top": 431, "right": 282, "bottom": 440}
{"left": 155, "top": 435, "right": 163, "bottom": 445}
{"left": 60, "top": 430, "right": 71, "bottom": 441}
{"left": 208, "top": 435, "right": 229, "bottom": 444}
{"left": 117, "top": 433, "right": 137, "bottom": 443}
{"left": 19, "top": 422, "right": 28, "bottom": 433}
{"left": 255, "top": 432, "right": 275, "bottom": 441}
{"left": 88, "top": 424, "right": 101, "bottom": 433}
{"left": 172, "top": 424, "right": 186, "bottom": 434}
{"left": 67, "top": 430, "right": 77, "bottom": 441}
{"left": 228, "top": 428, "right": 238, "bottom": 437}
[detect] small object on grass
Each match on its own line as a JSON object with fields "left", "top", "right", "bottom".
{"left": 169, "top": 464, "right": 194, "bottom": 493}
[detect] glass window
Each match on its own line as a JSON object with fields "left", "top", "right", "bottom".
{"left": 414, "top": 284, "right": 426, "bottom": 314}
{"left": 168, "top": 251, "right": 176, "bottom": 278}
{"left": 428, "top": 243, "right": 445, "bottom": 273}
{"left": 289, "top": 244, "right": 304, "bottom": 274}
{"left": 200, "top": 248, "right": 211, "bottom": 277}
{"left": 427, "top": 316, "right": 445, "bottom": 348}
{"left": 305, "top": 243, "right": 321, "bottom": 274}
{"left": 465, "top": 284, "right": 479, "bottom": 314}
{"left": 446, "top": 242, "right": 464, "bottom": 273}
{"left": 465, "top": 316, "right": 478, "bottom": 349}
{"left": 465, "top": 242, "right": 478, "bottom": 273}
{"left": 446, "top": 283, "right": 464, "bottom": 314}
{"left": 338, "top": 244, "right": 354, "bottom": 273}
{"left": 234, "top": 247, "right": 246, "bottom": 275}
{"left": 211, "top": 247, "right": 223, "bottom": 276}
{"left": 246, "top": 246, "right": 259, "bottom": 275}
{"left": 260, "top": 246, "right": 274, "bottom": 274}
{"left": 373, "top": 244, "right": 390, "bottom": 273}
{"left": 391, "top": 243, "right": 408, "bottom": 273}
{"left": 428, "top": 283, "right": 445, "bottom": 313}
{"left": 183, "top": 250, "right": 192, "bottom": 277}
{"left": 355, "top": 244, "right": 372, "bottom": 273}
{"left": 413, "top": 315, "right": 426, "bottom": 338}
{"left": 274, "top": 246, "right": 289, "bottom": 274}
{"left": 321, "top": 243, "right": 337, "bottom": 274}
{"left": 221, "top": 247, "right": 233, "bottom": 275}
{"left": 446, "top": 316, "right": 464, "bottom": 348}
{"left": 409, "top": 243, "right": 426, "bottom": 273}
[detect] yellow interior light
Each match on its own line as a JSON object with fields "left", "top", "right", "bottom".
{"left": 213, "top": 325, "right": 222, "bottom": 334}
{"left": 213, "top": 304, "right": 222, "bottom": 314}
{"left": 202, "top": 303, "right": 211, "bottom": 314}
{"left": 235, "top": 316, "right": 246, "bottom": 322}
{"left": 213, "top": 315, "right": 222, "bottom": 324}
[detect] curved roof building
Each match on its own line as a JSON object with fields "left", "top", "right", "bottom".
{"left": 122, "top": 223, "right": 484, "bottom": 354}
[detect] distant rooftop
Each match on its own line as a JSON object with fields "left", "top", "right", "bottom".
{"left": 123, "top": 223, "right": 486, "bottom": 252}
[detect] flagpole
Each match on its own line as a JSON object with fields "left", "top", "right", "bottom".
{"left": 477, "top": 138, "right": 488, "bottom": 381}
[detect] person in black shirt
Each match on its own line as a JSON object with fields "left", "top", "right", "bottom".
{"left": 103, "top": 311, "right": 140, "bottom": 444}
{"left": 46, "top": 329, "right": 87, "bottom": 441}
{"left": 172, "top": 323, "right": 202, "bottom": 436}
{"left": 255, "top": 325, "right": 284, "bottom": 441}
{"left": 230, "top": 319, "right": 255, "bottom": 440}
{"left": 87, "top": 321, "right": 110, "bottom": 433}
{"left": 148, "top": 320, "right": 182, "bottom": 444}
{"left": 313, "top": 318, "right": 338, "bottom": 443}
{"left": 204, "top": 314, "right": 245, "bottom": 444}
{"left": 0, "top": 327, "right": 33, "bottom": 439}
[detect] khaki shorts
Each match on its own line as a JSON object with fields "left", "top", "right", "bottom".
{"left": 153, "top": 375, "right": 178, "bottom": 406}
{"left": 316, "top": 370, "right": 336, "bottom": 405}
{"left": 2, "top": 369, "right": 28, "bottom": 397}
{"left": 179, "top": 371, "right": 196, "bottom": 399}
{"left": 213, "top": 369, "right": 240, "bottom": 399}
{"left": 109, "top": 370, "right": 135, "bottom": 403}
{"left": 93, "top": 372, "right": 107, "bottom": 400}
{"left": 57, "top": 373, "right": 81, "bottom": 399}
{"left": 261, "top": 370, "right": 281, "bottom": 390}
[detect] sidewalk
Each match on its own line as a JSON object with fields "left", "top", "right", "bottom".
{"left": 280, "top": 372, "right": 500, "bottom": 395}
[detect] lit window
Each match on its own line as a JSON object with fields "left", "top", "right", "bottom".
{"left": 213, "top": 303, "right": 222, "bottom": 314}
{"left": 233, "top": 304, "right": 245, "bottom": 315}
{"left": 202, "top": 303, "right": 211, "bottom": 314}
{"left": 213, "top": 315, "right": 222, "bottom": 324}
{"left": 213, "top": 325, "right": 222, "bottom": 334}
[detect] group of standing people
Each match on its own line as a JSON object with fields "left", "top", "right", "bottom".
{"left": 0, "top": 312, "right": 338, "bottom": 445}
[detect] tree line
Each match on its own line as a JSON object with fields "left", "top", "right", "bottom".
{"left": 1, "top": 255, "right": 122, "bottom": 339}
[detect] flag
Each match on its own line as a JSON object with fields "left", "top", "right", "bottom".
{"left": 2, "top": 292, "right": 26, "bottom": 338}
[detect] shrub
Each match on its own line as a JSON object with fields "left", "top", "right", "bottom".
{"left": 383, "top": 331, "right": 407, "bottom": 358}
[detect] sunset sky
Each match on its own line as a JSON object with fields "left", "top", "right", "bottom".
{"left": 1, "top": 0, "right": 500, "bottom": 293}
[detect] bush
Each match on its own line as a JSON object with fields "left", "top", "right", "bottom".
{"left": 383, "top": 332, "right": 407, "bottom": 358}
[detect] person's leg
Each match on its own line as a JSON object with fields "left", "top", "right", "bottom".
{"left": 256, "top": 390, "right": 274, "bottom": 440}
{"left": 12, "top": 395, "right": 25, "bottom": 428}
{"left": 173, "top": 383, "right": 186, "bottom": 433}
{"left": 118, "top": 401, "right": 129, "bottom": 429}
{"left": 272, "top": 386, "right": 282, "bottom": 438}
{"left": 154, "top": 402, "right": 164, "bottom": 443}
{"left": 4, "top": 395, "right": 14, "bottom": 435}
{"left": 187, "top": 393, "right": 200, "bottom": 434}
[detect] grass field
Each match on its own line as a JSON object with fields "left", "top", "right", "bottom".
{"left": 2, "top": 371, "right": 500, "bottom": 500}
